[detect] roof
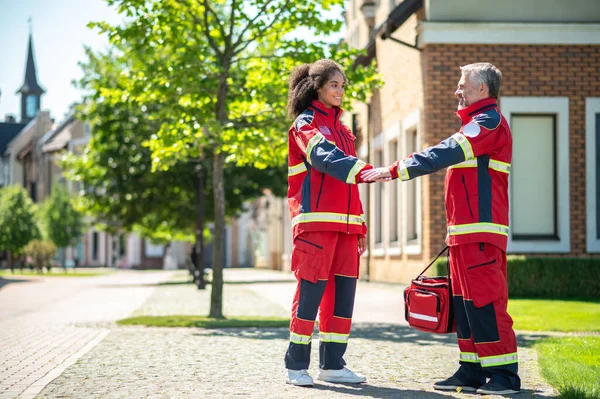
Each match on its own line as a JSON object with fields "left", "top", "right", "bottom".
{"left": 40, "top": 114, "right": 75, "bottom": 153}
{"left": 0, "top": 122, "right": 27, "bottom": 156}
{"left": 17, "top": 34, "right": 45, "bottom": 95}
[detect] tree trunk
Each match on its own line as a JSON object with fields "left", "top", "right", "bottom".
{"left": 209, "top": 151, "right": 225, "bottom": 318}
{"left": 7, "top": 250, "right": 13, "bottom": 271}
{"left": 195, "top": 164, "right": 206, "bottom": 289}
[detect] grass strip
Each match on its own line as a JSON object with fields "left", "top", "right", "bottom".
{"left": 117, "top": 315, "right": 290, "bottom": 329}
{"left": 508, "top": 299, "right": 600, "bottom": 332}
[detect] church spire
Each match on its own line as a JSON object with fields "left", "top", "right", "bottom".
{"left": 17, "top": 20, "right": 45, "bottom": 123}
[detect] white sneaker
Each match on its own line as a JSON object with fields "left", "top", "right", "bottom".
{"left": 285, "top": 369, "right": 314, "bottom": 386}
{"left": 317, "top": 367, "right": 367, "bottom": 383}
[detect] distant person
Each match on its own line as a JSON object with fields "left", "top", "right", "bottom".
{"left": 362, "top": 63, "right": 520, "bottom": 395}
{"left": 284, "top": 59, "right": 372, "bottom": 387}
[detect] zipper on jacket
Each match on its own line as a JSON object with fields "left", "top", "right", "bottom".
{"left": 466, "top": 259, "right": 497, "bottom": 270}
{"left": 461, "top": 175, "right": 474, "bottom": 219}
{"left": 296, "top": 237, "right": 323, "bottom": 250}
{"left": 315, "top": 173, "right": 325, "bottom": 208}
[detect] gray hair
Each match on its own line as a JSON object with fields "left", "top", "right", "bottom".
{"left": 460, "top": 63, "right": 502, "bottom": 99}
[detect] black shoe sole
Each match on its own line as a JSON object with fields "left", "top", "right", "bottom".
{"left": 476, "top": 388, "right": 520, "bottom": 395}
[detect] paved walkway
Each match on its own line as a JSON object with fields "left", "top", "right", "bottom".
{"left": 1, "top": 268, "right": 558, "bottom": 398}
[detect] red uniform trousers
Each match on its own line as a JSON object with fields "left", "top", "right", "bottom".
{"left": 450, "top": 242, "right": 520, "bottom": 389}
{"left": 284, "top": 231, "right": 360, "bottom": 371}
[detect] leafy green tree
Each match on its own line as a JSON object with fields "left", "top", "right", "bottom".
{"left": 0, "top": 186, "right": 40, "bottom": 269}
{"left": 38, "top": 184, "right": 83, "bottom": 267}
{"left": 23, "top": 240, "right": 57, "bottom": 273}
{"left": 91, "top": 0, "right": 381, "bottom": 317}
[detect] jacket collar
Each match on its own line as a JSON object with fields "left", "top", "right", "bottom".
{"left": 455, "top": 97, "right": 498, "bottom": 124}
{"left": 309, "top": 99, "right": 343, "bottom": 124}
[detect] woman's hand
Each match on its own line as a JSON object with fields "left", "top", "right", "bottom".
{"left": 358, "top": 237, "right": 367, "bottom": 256}
{"left": 361, "top": 167, "right": 392, "bottom": 182}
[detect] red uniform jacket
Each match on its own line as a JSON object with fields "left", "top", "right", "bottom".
{"left": 288, "top": 100, "right": 372, "bottom": 240}
{"left": 390, "top": 97, "right": 512, "bottom": 250}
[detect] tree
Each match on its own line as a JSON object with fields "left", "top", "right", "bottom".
{"left": 23, "top": 240, "right": 57, "bottom": 273}
{"left": 0, "top": 186, "right": 40, "bottom": 269}
{"left": 38, "top": 184, "right": 83, "bottom": 267}
{"left": 91, "top": 0, "right": 381, "bottom": 317}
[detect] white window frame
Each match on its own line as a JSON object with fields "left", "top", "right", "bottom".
{"left": 384, "top": 122, "right": 402, "bottom": 256}
{"left": 502, "top": 97, "right": 570, "bottom": 253}
{"left": 371, "top": 133, "right": 385, "bottom": 257}
{"left": 402, "top": 109, "right": 423, "bottom": 255}
{"left": 586, "top": 98, "right": 600, "bottom": 252}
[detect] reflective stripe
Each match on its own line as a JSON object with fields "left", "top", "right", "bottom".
{"left": 319, "top": 332, "right": 349, "bottom": 344}
{"left": 288, "top": 162, "right": 307, "bottom": 176}
{"left": 409, "top": 312, "right": 438, "bottom": 322}
{"left": 398, "top": 160, "right": 410, "bottom": 181}
{"left": 451, "top": 132, "right": 474, "bottom": 160}
{"left": 346, "top": 160, "right": 367, "bottom": 184}
{"left": 449, "top": 158, "right": 511, "bottom": 174}
{"left": 290, "top": 332, "right": 312, "bottom": 345}
{"left": 480, "top": 353, "right": 518, "bottom": 367}
{"left": 460, "top": 352, "right": 480, "bottom": 363}
{"left": 305, "top": 133, "right": 325, "bottom": 164}
{"left": 448, "top": 222, "right": 509, "bottom": 237}
{"left": 292, "top": 212, "right": 365, "bottom": 227}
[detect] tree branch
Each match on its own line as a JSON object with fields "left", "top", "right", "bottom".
{"left": 232, "top": 0, "right": 276, "bottom": 49}
{"left": 189, "top": 0, "right": 223, "bottom": 60}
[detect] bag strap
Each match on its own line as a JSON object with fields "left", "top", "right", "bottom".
{"left": 417, "top": 246, "right": 449, "bottom": 278}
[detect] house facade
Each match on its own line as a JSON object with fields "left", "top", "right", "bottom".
{"left": 255, "top": 0, "right": 600, "bottom": 283}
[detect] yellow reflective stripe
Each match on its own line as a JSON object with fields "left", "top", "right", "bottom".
{"left": 305, "top": 133, "right": 325, "bottom": 164}
{"left": 460, "top": 352, "right": 480, "bottom": 363}
{"left": 489, "top": 160, "right": 511, "bottom": 174}
{"left": 398, "top": 160, "right": 410, "bottom": 181}
{"left": 448, "top": 222, "right": 509, "bottom": 237}
{"left": 292, "top": 212, "right": 365, "bottom": 227}
{"left": 480, "top": 353, "right": 518, "bottom": 367}
{"left": 288, "top": 162, "right": 307, "bottom": 176}
{"left": 346, "top": 160, "right": 366, "bottom": 184}
{"left": 290, "top": 332, "right": 312, "bottom": 345}
{"left": 449, "top": 158, "right": 511, "bottom": 174}
{"left": 451, "top": 132, "right": 474, "bottom": 160}
{"left": 319, "top": 332, "right": 349, "bottom": 343}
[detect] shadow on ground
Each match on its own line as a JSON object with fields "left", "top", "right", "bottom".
{"left": 0, "top": 276, "right": 34, "bottom": 290}
{"left": 309, "top": 384, "right": 542, "bottom": 398}
{"left": 190, "top": 323, "right": 555, "bottom": 349}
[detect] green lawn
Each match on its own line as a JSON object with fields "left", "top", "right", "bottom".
{"left": 0, "top": 268, "right": 112, "bottom": 277}
{"left": 536, "top": 336, "right": 600, "bottom": 399}
{"left": 508, "top": 299, "right": 600, "bottom": 332}
{"left": 117, "top": 315, "right": 290, "bottom": 329}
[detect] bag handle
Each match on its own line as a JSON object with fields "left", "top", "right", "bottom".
{"left": 417, "top": 246, "right": 449, "bottom": 278}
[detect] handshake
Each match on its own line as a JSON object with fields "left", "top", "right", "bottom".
{"left": 360, "top": 165, "right": 394, "bottom": 183}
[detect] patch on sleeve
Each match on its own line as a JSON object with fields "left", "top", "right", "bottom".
{"left": 472, "top": 109, "right": 501, "bottom": 130}
{"left": 319, "top": 126, "right": 331, "bottom": 136}
{"left": 294, "top": 110, "right": 314, "bottom": 132}
{"left": 462, "top": 122, "right": 481, "bottom": 138}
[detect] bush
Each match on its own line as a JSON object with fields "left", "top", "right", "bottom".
{"left": 435, "top": 255, "right": 600, "bottom": 299}
{"left": 23, "top": 240, "right": 57, "bottom": 272}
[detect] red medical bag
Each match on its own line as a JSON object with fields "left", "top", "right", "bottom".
{"left": 404, "top": 246, "right": 455, "bottom": 334}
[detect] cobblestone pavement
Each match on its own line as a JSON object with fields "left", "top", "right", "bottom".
{"left": 33, "top": 268, "right": 557, "bottom": 399}
{"left": 0, "top": 270, "right": 175, "bottom": 399}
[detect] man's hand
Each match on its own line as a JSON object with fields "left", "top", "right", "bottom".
{"left": 358, "top": 237, "right": 367, "bottom": 256}
{"left": 361, "top": 167, "right": 392, "bottom": 182}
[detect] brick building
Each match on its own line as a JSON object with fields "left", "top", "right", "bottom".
{"left": 342, "top": 0, "right": 600, "bottom": 282}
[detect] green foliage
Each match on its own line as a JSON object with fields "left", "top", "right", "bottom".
{"left": 536, "top": 337, "right": 600, "bottom": 399}
{"left": 22, "top": 240, "right": 57, "bottom": 271}
{"left": 117, "top": 315, "right": 290, "bottom": 328}
{"left": 434, "top": 256, "right": 600, "bottom": 298}
{"left": 38, "top": 184, "right": 83, "bottom": 248}
{"left": 0, "top": 186, "right": 40, "bottom": 256}
{"left": 508, "top": 299, "right": 600, "bottom": 332}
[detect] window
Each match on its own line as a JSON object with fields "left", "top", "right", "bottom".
{"left": 25, "top": 95, "right": 37, "bottom": 118}
{"left": 374, "top": 149, "right": 383, "bottom": 245}
{"left": 92, "top": 232, "right": 99, "bottom": 261}
{"left": 402, "top": 110, "right": 422, "bottom": 254}
{"left": 511, "top": 115, "right": 556, "bottom": 239}
{"left": 586, "top": 98, "right": 600, "bottom": 252}
{"left": 405, "top": 129, "right": 419, "bottom": 242}
{"left": 502, "top": 97, "right": 570, "bottom": 253}
{"left": 389, "top": 141, "right": 399, "bottom": 243}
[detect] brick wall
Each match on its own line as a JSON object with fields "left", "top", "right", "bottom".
{"left": 422, "top": 44, "right": 600, "bottom": 257}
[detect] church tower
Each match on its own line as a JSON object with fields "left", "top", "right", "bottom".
{"left": 17, "top": 28, "right": 45, "bottom": 123}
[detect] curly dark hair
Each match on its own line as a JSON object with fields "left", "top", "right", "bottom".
{"left": 286, "top": 59, "right": 347, "bottom": 120}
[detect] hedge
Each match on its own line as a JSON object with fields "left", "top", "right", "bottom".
{"left": 434, "top": 256, "right": 600, "bottom": 298}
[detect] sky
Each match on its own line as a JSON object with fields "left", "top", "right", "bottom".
{"left": 0, "top": 1, "right": 344, "bottom": 124}
{"left": 0, "top": 0, "right": 124, "bottom": 123}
